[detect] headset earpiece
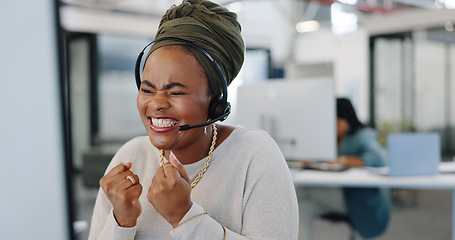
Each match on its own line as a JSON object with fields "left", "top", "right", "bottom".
{"left": 135, "top": 51, "right": 144, "bottom": 90}
{"left": 209, "top": 95, "right": 231, "bottom": 121}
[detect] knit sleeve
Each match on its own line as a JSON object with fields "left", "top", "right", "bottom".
{"left": 170, "top": 202, "right": 231, "bottom": 239}
{"left": 88, "top": 189, "right": 137, "bottom": 240}
{"left": 88, "top": 137, "right": 147, "bottom": 240}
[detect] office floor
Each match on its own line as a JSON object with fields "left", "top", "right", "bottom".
{"left": 73, "top": 175, "right": 452, "bottom": 240}
{"left": 312, "top": 189, "right": 452, "bottom": 240}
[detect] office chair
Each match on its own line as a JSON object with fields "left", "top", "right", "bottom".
{"left": 320, "top": 212, "right": 357, "bottom": 240}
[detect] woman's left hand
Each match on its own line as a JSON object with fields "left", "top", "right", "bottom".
{"left": 148, "top": 152, "right": 193, "bottom": 227}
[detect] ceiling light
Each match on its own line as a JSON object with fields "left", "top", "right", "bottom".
{"left": 436, "top": 0, "right": 455, "bottom": 9}
{"left": 296, "top": 20, "right": 320, "bottom": 33}
{"left": 337, "top": 0, "right": 358, "bottom": 5}
{"left": 331, "top": 2, "right": 358, "bottom": 35}
{"left": 444, "top": 0, "right": 455, "bottom": 8}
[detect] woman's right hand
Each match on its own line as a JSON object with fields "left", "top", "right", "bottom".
{"left": 99, "top": 162, "right": 143, "bottom": 227}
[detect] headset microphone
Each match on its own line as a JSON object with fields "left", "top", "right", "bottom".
{"left": 178, "top": 110, "right": 230, "bottom": 131}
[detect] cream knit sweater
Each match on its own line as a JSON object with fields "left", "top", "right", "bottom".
{"left": 89, "top": 126, "right": 299, "bottom": 239}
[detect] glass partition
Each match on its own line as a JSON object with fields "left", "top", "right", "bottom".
{"left": 371, "top": 28, "right": 455, "bottom": 156}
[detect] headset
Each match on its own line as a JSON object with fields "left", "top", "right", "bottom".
{"left": 135, "top": 37, "right": 231, "bottom": 131}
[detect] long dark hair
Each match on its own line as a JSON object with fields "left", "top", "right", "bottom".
{"left": 337, "top": 98, "right": 364, "bottom": 134}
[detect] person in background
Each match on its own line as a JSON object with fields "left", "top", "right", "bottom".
{"left": 298, "top": 97, "right": 390, "bottom": 240}
{"left": 88, "top": 0, "right": 299, "bottom": 239}
{"left": 336, "top": 97, "right": 386, "bottom": 168}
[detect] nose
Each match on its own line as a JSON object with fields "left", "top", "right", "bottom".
{"left": 148, "top": 93, "right": 171, "bottom": 113}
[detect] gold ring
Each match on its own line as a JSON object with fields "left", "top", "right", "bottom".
{"left": 126, "top": 175, "right": 136, "bottom": 185}
{"left": 163, "top": 164, "right": 173, "bottom": 171}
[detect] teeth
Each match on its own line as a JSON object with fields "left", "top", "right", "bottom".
{"left": 152, "top": 118, "right": 177, "bottom": 128}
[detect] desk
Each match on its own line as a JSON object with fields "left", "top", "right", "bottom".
{"left": 291, "top": 168, "right": 455, "bottom": 240}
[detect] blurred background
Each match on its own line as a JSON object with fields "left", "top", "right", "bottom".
{"left": 2, "top": 0, "right": 455, "bottom": 239}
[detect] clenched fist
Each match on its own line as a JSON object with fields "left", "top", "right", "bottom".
{"left": 148, "top": 152, "right": 193, "bottom": 227}
{"left": 100, "top": 162, "right": 143, "bottom": 227}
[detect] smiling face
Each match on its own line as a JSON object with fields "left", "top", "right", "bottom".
{"left": 137, "top": 45, "right": 212, "bottom": 152}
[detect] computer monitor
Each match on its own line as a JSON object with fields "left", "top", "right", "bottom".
{"left": 236, "top": 78, "right": 336, "bottom": 160}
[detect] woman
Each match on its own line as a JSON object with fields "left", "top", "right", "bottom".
{"left": 336, "top": 97, "right": 386, "bottom": 168}
{"left": 88, "top": 1, "right": 299, "bottom": 239}
{"left": 298, "top": 98, "right": 390, "bottom": 240}
{"left": 337, "top": 98, "right": 390, "bottom": 239}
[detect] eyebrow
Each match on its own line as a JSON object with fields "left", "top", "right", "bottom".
{"left": 141, "top": 81, "right": 188, "bottom": 90}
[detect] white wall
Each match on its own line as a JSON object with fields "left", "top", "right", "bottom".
{"left": 237, "top": 1, "right": 295, "bottom": 64}
{"left": 0, "top": 1, "right": 69, "bottom": 239}
{"left": 290, "top": 30, "right": 370, "bottom": 122}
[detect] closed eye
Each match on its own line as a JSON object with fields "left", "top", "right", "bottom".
{"left": 170, "top": 91, "right": 185, "bottom": 96}
{"left": 140, "top": 87, "right": 155, "bottom": 94}
{"left": 140, "top": 81, "right": 155, "bottom": 94}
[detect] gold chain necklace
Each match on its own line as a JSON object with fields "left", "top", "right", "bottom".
{"left": 159, "top": 123, "right": 217, "bottom": 188}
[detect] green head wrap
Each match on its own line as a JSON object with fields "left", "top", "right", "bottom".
{"left": 146, "top": 0, "right": 245, "bottom": 97}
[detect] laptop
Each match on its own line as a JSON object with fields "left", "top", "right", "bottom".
{"left": 370, "top": 132, "right": 440, "bottom": 176}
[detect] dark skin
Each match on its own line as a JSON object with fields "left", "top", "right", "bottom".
{"left": 99, "top": 162, "right": 142, "bottom": 227}
{"left": 99, "top": 45, "right": 234, "bottom": 228}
